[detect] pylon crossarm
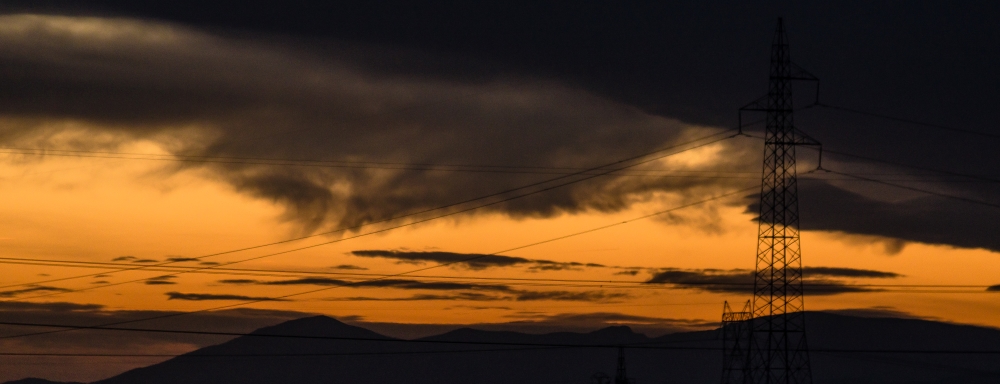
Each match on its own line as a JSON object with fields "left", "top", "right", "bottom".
{"left": 789, "top": 62, "right": 821, "bottom": 106}
{"left": 738, "top": 94, "right": 770, "bottom": 134}
{"left": 740, "top": 94, "right": 770, "bottom": 112}
{"left": 788, "top": 62, "right": 819, "bottom": 81}
{"left": 790, "top": 127, "right": 821, "bottom": 146}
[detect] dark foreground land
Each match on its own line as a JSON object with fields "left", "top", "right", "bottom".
{"left": 8, "top": 312, "right": 1000, "bottom": 384}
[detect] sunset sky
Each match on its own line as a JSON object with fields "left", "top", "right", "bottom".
{"left": 0, "top": 1, "right": 999, "bottom": 382}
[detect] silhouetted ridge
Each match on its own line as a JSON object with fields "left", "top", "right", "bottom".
{"left": 586, "top": 325, "right": 643, "bottom": 341}
{"left": 3, "top": 380, "right": 82, "bottom": 384}
{"left": 247, "top": 315, "right": 390, "bottom": 339}
{"left": 423, "top": 325, "right": 647, "bottom": 346}
{"left": 32, "top": 313, "right": 999, "bottom": 384}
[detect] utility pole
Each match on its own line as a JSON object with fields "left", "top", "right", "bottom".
{"left": 723, "top": 18, "right": 820, "bottom": 384}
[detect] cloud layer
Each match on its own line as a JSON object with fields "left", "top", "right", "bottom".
{"left": 350, "top": 249, "right": 605, "bottom": 271}
{"left": 2, "top": 7, "right": 999, "bottom": 253}
{"left": 213, "top": 276, "right": 629, "bottom": 303}
{"left": 645, "top": 266, "right": 901, "bottom": 295}
{"left": 0, "top": 14, "right": 737, "bottom": 235}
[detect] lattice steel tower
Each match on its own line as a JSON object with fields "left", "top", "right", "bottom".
{"left": 614, "top": 346, "right": 631, "bottom": 384}
{"left": 725, "top": 18, "right": 819, "bottom": 384}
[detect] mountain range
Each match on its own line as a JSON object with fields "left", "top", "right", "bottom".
{"left": 7, "top": 312, "right": 1000, "bottom": 384}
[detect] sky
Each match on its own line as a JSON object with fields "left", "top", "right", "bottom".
{"left": 0, "top": 1, "right": 999, "bottom": 382}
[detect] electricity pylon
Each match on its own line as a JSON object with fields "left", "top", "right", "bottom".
{"left": 720, "top": 300, "right": 752, "bottom": 383}
{"left": 723, "top": 18, "right": 820, "bottom": 384}
{"left": 615, "top": 346, "right": 631, "bottom": 384}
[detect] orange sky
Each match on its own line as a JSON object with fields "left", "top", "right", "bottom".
{"left": 2, "top": 140, "right": 998, "bottom": 330}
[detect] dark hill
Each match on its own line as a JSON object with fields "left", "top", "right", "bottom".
{"left": 3, "top": 380, "right": 83, "bottom": 384}
{"left": 9, "top": 313, "right": 999, "bottom": 384}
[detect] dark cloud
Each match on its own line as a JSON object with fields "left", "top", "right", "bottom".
{"left": 331, "top": 264, "right": 367, "bottom": 270}
{"left": 351, "top": 250, "right": 606, "bottom": 271}
{"left": 0, "top": 301, "right": 104, "bottom": 312}
{"left": 511, "top": 290, "right": 628, "bottom": 302}
{"left": 645, "top": 266, "right": 900, "bottom": 295}
{"left": 527, "top": 260, "right": 605, "bottom": 272}
{"left": 793, "top": 181, "right": 1000, "bottom": 253}
{"left": 113, "top": 256, "right": 159, "bottom": 263}
{"left": 326, "top": 290, "right": 628, "bottom": 303}
{"left": 242, "top": 277, "right": 514, "bottom": 292}
{"left": 451, "top": 305, "right": 513, "bottom": 311}
{"left": 165, "top": 292, "right": 287, "bottom": 301}
{"left": 0, "top": 286, "right": 71, "bottom": 298}
{"left": 228, "top": 278, "right": 626, "bottom": 303}
{"left": 145, "top": 275, "right": 177, "bottom": 285}
{"left": 801, "top": 267, "right": 902, "bottom": 279}
{"left": 646, "top": 269, "right": 755, "bottom": 294}
{"left": 0, "top": 14, "right": 729, "bottom": 237}
{"left": 0, "top": 4, "right": 998, "bottom": 252}
{"left": 166, "top": 257, "right": 199, "bottom": 262}
{"left": 351, "top": 250, "right": 530, "bottom": 269}
{"left": 324, "top": 293, "right": 505, "bottom": 302}
{"left": 359, "top": 280, "right": 510, "bottom": 291}
{"left": 987, "top": 285, "right": 1000, "bottom": 292}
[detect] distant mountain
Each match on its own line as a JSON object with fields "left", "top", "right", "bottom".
{"left": 8, "top": 313, "right": 1000, "bottom": 384}
{"left": 3, "top": 379, "right": 83, "bottom": 384}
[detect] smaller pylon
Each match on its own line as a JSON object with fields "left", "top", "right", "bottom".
{"left": 592, "top": 372, "right": 612, "bottom": 384}
{"left": 720, "top": 300, "right": 752, "bottom": 384}
{"left": 615, "top": 346, "right": 632, "bottom": 384}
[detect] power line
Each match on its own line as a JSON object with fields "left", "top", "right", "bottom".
{"left": 1, "top": 147, "right": 760, "bottom": 176}
{"left": 0, "top": 130, "right": 738, "bottom": 293}
{"left": 827, "top": 170, "right": 1000, "bottom": 210}
{"left": 0, "top": 320, "right": 998, "bottom": 355}
{"left": 0, "top": 183, "right": 753, "bottom": 340}
{"left": 11, "top": 147, "right": 994, "bottom": 182}
{"left": 815, "top": 349, "right": 1000, "bottom": 377}
{"left": 0, "top": 257, "right": 992, "bottom": 291}
{"left": 744, "top": 131, "right": 1000, "bottom": 184}
{"left": 816, "top": 148, "right": 1000, "bottom": 184}
{"left": 9, "top": 133, "right": 739, "bottom": 303}
{"left": 0, "top": 347, "right": 574, "bottom": 358}
{"left": 814, "top": 103, "right": 1000, "bottom": 139}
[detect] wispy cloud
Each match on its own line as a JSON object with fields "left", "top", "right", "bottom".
{"left": 226, "top": 277, "right": 513, "bottom": 292}
{"left": 224, "top": 278, "right": 626, "bottom": 303}
{"left": 0, "top": 301, "right": 104, "bottom": 312}
{"left": 512, "top": 290, "right": 628, "bottom": 302}
{"left": 112, "top": 256, "right": 159, "bottom": 263}
{"left": 0, "top": 286, "right": 71, "bottom": 298}
{"left": 645, "top": 266, "right": 901, "bottom": 295}
{"left": 802, "top": 267, "right": 901, "bottom": 279}
{"left": 165, "top": 292, "right": 288, "bottom": 301}
{"left": 331, "top": 264, "right": 367, "bottom": 270}
{"left": 350, "top": 250, "right": 605, "bottom": 271}
{"left": 145, "top": 275, "right": 178, "bottom": 285}
{"left": 166, "top": 257, "right": 200, "bottom": 262}
{"left": 324, "top": 293, "right": 505, "bottom": 302}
